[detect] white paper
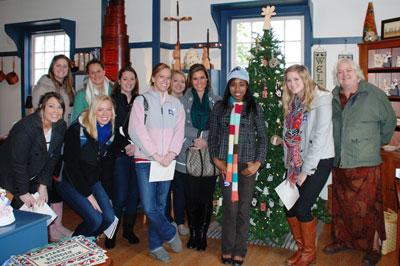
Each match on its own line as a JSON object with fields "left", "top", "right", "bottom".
{"left": 274, "top": 179, "right": 300, "bottom": 210}
{"left": 20, "top": 192, "right": 57, "bottom": 226}
{"left": 149, "top": 160, "right": 176, "bottom": 182}
{"left": 104, "top": 216, "right": 119, "bottom": 239}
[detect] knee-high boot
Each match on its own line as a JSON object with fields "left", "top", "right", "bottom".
{"left": 285, "top": 217, "right": 304, "bottom": 265}
{"left": 294, "top": 218, "right": 316, "bottom": 266}
{"left": 197, "top": 203, "right": 212, "bottom": 251}
{"left": 186, "top": 206, "right": 198, "bottom": 249}
{"left": 122, "top": 213, "right": 139, "bottom": 244}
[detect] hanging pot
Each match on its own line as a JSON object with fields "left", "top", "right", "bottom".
{"left": 0, "top": 58, "right": 5, "bottom": 82}
{"left": 6, "top": 57, "right": 19, "bottom": 85}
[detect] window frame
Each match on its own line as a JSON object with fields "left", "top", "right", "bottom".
{"left": 211, "top": 1, "right": 312, "bottom": 92}
{"left": 31, "top": 31, "right": 71, "bottom": 87}
{"left": 230, "top": 16, "right": 305, "bottom": 68}
{"left": 4, "top": 18, "right": 75, "bottom": 116}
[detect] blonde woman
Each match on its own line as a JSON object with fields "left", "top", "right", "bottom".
{"left": 280, "top": 64, "right": 334, "bottom": 266}
{"left": 57, "top": 95, "right": 116, "bottom": 237}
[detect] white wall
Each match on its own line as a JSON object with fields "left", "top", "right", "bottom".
{"left": 1, "top": 0, "right": 400, "bottom": 134}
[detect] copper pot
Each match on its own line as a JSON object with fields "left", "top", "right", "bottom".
{"left": 0, "top": 58, "right": 5, "bottom": 82}
{"left": 6, "top": 57, "right": 19, "bottom": 85}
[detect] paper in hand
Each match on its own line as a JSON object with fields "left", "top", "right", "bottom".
{"left": 20, "top": 192, "right": 57, "bottom": 226}
{"left": 149, "top": 160, "right": 176, "bottom": 182}
{"left": 274, "top": 179, "right": 300, "bottom": 210}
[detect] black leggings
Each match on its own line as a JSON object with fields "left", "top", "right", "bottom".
{"left": 286, "top": 158, "right": 333, "bottom": 222}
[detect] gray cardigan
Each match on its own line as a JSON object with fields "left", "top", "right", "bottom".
{"left": 175, "top": 87, "right": 221, "bottom": 173}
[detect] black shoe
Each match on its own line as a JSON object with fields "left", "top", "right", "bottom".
{"left": 221, "top": 255, "right": 232, "bottom": 265}
{"left": 104, "top": 236, "right": 117, "bottom": 249}
{"left": 362, "top": 250, "right": 381, "bottom": 266}
{"left": 232, "top": 258, "right": 244, "bottom": 266}
{"left": 196, "top": 203, "right": 212, "bottom": 251}
{"left": 186, "top": 227, "right": 197, "bottom": 249}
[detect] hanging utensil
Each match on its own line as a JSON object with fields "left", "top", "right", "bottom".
{"left": 0, "top": 58, "right": 5, "bottom": 82}
{"left": 6, "top": 56, "right": 19, "bottom": 85}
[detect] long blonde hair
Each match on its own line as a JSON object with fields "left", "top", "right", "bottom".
{"left": 81, "top": 95, "right": 115, "bottom": 140}
{"left": 282, "top": 64, "right": 325, "bottom": 117}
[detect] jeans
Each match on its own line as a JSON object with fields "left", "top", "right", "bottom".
{"left": 286, "top": 158, "right": 333, "bottom": 222}
{"left": 135, "top": 163, "right": 176, "bottom": 251}
{"left": 56, "top": 179, "right": 115, "bottom": 237}
{"left": 165, "top": 170, "right": 186, "bottom": 224}
{"left": 112, "top": 155, "right": 140, "bottom": 218}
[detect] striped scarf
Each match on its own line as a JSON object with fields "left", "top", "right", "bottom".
{"left": 225, "top": 98, "right": 243, "bottom": 202}
{"left": 284, "top": 96, "right": 304, "bottom": 185}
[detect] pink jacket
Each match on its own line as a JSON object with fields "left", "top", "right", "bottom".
{"left": 128, "top": 87, "right": 185, "bottom": 160}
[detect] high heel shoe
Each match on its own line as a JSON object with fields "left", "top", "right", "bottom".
{"left": 232, "top": 257, "right": 244, "bottom": 266}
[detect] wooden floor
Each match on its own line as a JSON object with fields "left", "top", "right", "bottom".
{"left": 62, "top": 206, "right": 398, "bottom": 266}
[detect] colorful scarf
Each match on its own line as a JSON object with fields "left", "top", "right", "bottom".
{"left": 225, "top": 97, "right": 243, "bottom": 202}
{"left": 284, "top": 96, "right": 304, "bottom": 185}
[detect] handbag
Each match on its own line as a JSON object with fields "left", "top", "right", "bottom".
{"left": 186, "top": 146, "right": 220, "bottom": 177}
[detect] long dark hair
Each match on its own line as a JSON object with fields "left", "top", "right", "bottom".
{"left": 48, "top": 54, "right": 74, "bottom": 105}
{"left": 112, "top": 65, "right": 139, "bottom": 98}
{"left": 221, "top": 79, "right": 257, "bottom": 115}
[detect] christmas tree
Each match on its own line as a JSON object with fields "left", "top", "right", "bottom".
{"left": 214, "top": 6, "right": 330, "bottom": 245}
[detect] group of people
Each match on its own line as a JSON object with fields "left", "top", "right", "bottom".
{"left": 0, "top": 53, "right": 396, "bottom": 266}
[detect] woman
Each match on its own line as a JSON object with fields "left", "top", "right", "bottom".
{"left": 208, "top": 66, "right": 267, "bottom": 266}
{"left": 128, "top": 63, "right": 185, "bottom": 263}
{"left": 105, "top": 66, "right": 140, "bottom": 249}
{"left": 165, "top": 70, "right": 189, "bottom": 236}
{"left": 175, "top": 63, "right": 220, "bottom": 251}
{"left": 57, "top": 95, "right": 116, "bottom": 237}
{"left": 32, "top": 54, "right": 74, "bottom": 124}
{"left": 323, "top": 59, "right": 396, "bottom": 266}
{"left": 0, "top": 92, "right": 66, "bottom": 209}
{"left": 72, "top": 59, "right": 113, "bottom": 122}
{"left": 32, "top": 54, "right": 75, "bottom": 241}
{"left": 280, "top": 64, "right": 334, "bottom": 266}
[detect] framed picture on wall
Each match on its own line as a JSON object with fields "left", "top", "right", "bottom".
{"left": 381, "top": 17, "right": 400, "bottom": 40}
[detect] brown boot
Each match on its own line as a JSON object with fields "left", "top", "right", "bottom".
{"left": 294, "top": 218, "right": 316, "bottom": 266}
{"left": 285, "top": 217, "right": 303, "bottom": 265}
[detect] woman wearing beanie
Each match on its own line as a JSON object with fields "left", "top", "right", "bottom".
{"left": 209, "top": 66, "right": 267, "bottom": 265}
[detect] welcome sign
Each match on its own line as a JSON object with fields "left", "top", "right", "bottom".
{"left": 313, "top": 51, "right": 326, "bottom": 88}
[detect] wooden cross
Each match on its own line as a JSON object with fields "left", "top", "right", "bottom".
{"left": 196, "top": 28, "right": 222, "bottom": 69}
{"left": 164, "top": 0, "right": 192, "bottom": 70}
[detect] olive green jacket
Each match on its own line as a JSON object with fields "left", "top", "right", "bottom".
{"left": 332, "top": 80, "right": 396, "bottom": 168}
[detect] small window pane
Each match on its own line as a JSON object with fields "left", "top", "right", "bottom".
{"left": 236, "top": 22, "right": 251, "bottom": 42}
{"left": 34, "top": 69, "right": 46, "bottom": 84}
{"left": 44, "top": 52, "right": 54, "bottom": 68}
{"left": 235, "top": 43, "right": 251, "bottom": 65}
{"left": 34, "top": 36, "right": 44, "bottom": 52}
{"left": 271, "top": 20, "right": 284, "bottom": 41}
{"left": 64, "top": 35, "right": 70, "bottom": 51}
{"left": 285, "top": 41, "right": 301, "bottom": 63}
{"left": 34, "top": 53, "right": 45, "bottom": 69}
{"left": 44, "top": 36, "right": 55, "bottom": 52}
{"left": 285, "top": 20, "right": 301, "bottom": 41}
{"left": 253, "top": 21, "right": 264, "bottom": 36}
{"left": 54, "top": 35, "right": 65, "bottom": 51}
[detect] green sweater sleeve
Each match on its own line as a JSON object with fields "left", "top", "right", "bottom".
{"left": 71, "top": 89, "right": 88, "bottom": 122}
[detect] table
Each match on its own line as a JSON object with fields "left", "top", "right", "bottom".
{"left": 0, "top": 210, "right": 48, "bottom": 264}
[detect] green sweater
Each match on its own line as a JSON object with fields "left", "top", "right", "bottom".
{"left": 332, "top": 80, "right": 396, "bottom": 168}
{"left": 71, "top": 83, "right": 113, "bottom": 122}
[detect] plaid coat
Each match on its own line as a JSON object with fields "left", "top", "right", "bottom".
{"left": 208, "top": 101, "right": 267, "bottom": 165}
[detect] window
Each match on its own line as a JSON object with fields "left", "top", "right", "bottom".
{"left": 231, "top": 16, "right": 304, "bottom": 68}
{"left": 31, "top": 32, "right": 70, "bottom": 85}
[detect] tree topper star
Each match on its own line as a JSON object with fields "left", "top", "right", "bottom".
{"left": 261, "top": 6, "right": 276, "bottom": 30}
